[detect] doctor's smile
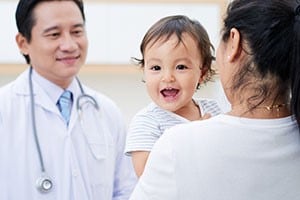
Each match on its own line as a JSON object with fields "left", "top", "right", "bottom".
{"left": 56, "top": 56, "right": 81, "bottom": 65}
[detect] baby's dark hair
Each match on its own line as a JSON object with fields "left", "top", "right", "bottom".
{"left": 221, "top": 0, "right": 300, "bottom": 125}
{"left": 15, "top": 0, "right": 85, "bottom": 64}
{"left": 133, "top": 15, "right": 216, "bottom": 85}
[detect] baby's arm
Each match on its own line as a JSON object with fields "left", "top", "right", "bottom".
{"left": 131, "top": 151, "right": 150, "bottom": 177}
{"left": 125, "top": 106, "right": 161, "bottom": 178}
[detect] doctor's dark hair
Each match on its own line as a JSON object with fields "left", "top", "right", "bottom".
{"left": 133, "top": 15, "right": 216, "bottom": 86}
{"left": 221, "top": 0, "right": 300, "bottom": 125}
{"left": 15, "top": 0, "right": 85, "bottom": 64}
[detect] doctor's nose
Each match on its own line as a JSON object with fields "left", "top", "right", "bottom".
{"left": 59, "top": 34, "right": 78, "bottom": 52}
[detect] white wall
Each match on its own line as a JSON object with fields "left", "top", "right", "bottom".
{"left": 0, "top": 1, "right": 220, "bottom": 64}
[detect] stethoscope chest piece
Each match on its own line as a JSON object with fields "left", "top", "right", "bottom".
{"left": 36, "top": 175, "right": 53, "bottom": 193}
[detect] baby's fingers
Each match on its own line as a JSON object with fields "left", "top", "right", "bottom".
{"left": 201, "top": 113, "right": 211, "bottom": 120}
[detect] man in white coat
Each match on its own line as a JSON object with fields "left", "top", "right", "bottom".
{"left": 0, "top": 0, "right": 136, "bottom": 199}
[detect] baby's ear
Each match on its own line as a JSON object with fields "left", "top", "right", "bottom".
{"left": 199, "top": 65, "right": 208, "bottom": 83}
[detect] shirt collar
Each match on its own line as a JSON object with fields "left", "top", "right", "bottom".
{"left": 31, "top": 69, "right": 79, "bottom": 104}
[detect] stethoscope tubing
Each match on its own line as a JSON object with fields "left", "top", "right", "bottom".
{"left": 29, "top": 67, "right": 46, "bottom": 173}
{"left": 28, "top": 67, "right": 100, "bottom": 193}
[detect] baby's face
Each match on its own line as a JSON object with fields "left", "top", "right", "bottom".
{"left": 143, "top": 33, "right": 203, "bottom": 115}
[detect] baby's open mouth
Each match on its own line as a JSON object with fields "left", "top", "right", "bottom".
{"left": 160, "top": 88, "right": 179, "bottom": 98}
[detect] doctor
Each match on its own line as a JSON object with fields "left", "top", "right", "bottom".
{"left": 0, "top": 0, "right": 136, "bottom": 199}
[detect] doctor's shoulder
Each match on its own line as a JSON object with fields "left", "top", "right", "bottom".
{"left": 0, "top": 80, "right": 22, "bottom": 126}
{"left": 0, "top": 81, "right": 19, "bottom": 107}
{"left": 0, "top": 70, "right": 31, "bottom": 103}
{"left": 0, "top": 80, "right": 16, "bottom": 95}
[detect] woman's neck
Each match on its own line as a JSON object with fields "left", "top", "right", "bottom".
{"left": 229, "top": 102, "right": 291, "bottom": 119}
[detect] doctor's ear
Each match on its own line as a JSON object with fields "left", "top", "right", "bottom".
{"left": 16, "top": 33, "right": 29, "bottom": 55}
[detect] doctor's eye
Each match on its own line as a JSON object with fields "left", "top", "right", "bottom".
{"left": 46, "top": 32, "right": 60, "bottom": 39}
{"left": 72, "top": 28, "right": 85, "bottom": 37}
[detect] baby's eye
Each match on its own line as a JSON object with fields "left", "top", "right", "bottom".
{"left": 176, "top": 64, "right": 188, "bottom": 70}
{"left": 150, "top": 65, "right": 161, "bottom": 71}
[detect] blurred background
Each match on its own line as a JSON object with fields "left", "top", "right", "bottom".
{"left": 0, "top": 0, "right": 230, "bottom": 125}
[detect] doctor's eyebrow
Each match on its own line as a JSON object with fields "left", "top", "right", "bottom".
{"left": 42, "top": 23, "right": 85, "bottom": 35}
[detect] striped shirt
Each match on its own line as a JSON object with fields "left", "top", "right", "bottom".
{"left": 125, "top": 98, "right": 222, "bottom": 155}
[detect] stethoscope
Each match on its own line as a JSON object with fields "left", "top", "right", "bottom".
{"left": 28, "top": 67, "right": 100, "bottom": 193}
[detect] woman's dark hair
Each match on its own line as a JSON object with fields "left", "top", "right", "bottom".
{"left": 15, "top": 0, "right": 85, "bottom": 64}
{"left": 133, "top": 15, "right": 216, "bottom": 85}
{"left": 221, "top": 0, "right": 300, "bottom": 125}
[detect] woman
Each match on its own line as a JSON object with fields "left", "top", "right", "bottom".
{"left": 129, "top": 0, "right": 300, "bottom": 199}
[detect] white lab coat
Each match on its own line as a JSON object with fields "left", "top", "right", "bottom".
{"left": 0, "top": 69, "right": 136, "bottom": 200}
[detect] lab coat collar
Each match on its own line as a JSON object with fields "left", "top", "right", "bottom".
{"left": 13, "top": 68, "right": 81, "bottom": 129}
{"left": 13, "top": 68, "right": 62, "bottom": 115}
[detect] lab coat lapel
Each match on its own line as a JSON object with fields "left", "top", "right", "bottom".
{"left": 14, "top": 69, "right": 61, "bottom": 115}
{"left": 32, "top": 83, "right": 61, "bottom": 114}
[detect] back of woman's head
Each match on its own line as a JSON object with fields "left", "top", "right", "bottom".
{"left": 221, "top": 0, "right": 300, "bottom": 123}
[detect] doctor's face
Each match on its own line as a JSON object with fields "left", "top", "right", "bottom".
{"left": 16, "top": 1, "right": 88, "bottom": 89}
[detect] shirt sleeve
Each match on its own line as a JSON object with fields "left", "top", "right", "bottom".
{"left": 129, "top": 130, "right": 178, "bottom": 200}
{"left": 125, "top": 111, "right": 161, "bottom": 155}
{"left": 197, "top": 98, "right": 223, "bottom": 117}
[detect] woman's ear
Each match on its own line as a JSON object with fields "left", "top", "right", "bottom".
{"left": 227, "top": 28, "right": 242, "bottom": 62}
{"left": 15, "top": 33, "right": 29, "bottom": 55}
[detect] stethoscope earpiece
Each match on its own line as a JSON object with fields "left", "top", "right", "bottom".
{"left": 36, "top": 175, "right": 53, "bottom": 193}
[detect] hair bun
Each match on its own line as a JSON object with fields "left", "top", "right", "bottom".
{"left": 296, "top": 1, "right": 300, "bottom": 16}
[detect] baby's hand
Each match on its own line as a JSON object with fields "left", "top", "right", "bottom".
{"left": 201, "top": 113, "right": 211, "bottom": 120}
